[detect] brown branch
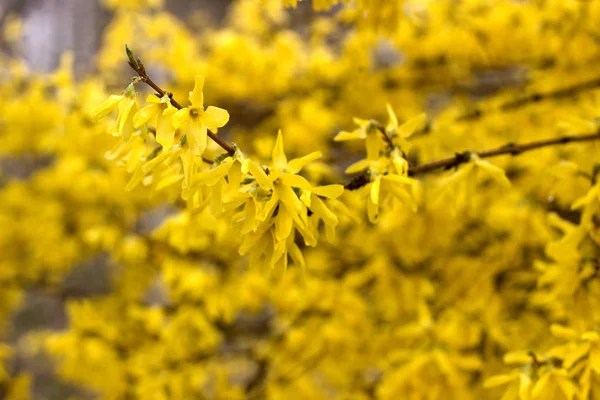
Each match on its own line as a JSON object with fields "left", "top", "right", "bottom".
{"left": 409, "top": 131, "right": 600, "bottom": 175}
{"left": 345, "top": 131, "right": 600, "bottom": 189}
{"left": 344, "top": 172, "right": 371, "bottom": 190}
{"left": 125, "top": 46, "right": 235, "bottom": 156}
{"left": 371, "top": 121, "right": 395, "bottom": 149}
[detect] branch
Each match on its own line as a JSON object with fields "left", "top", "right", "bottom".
{"left": 371, "top": 121, "right": 395, "bottom": 149}
{"left": 125, "top": 45, "right": 235, "bottom": 156}
{"left": 123, "top": 47, "right": 600, "bottom": 191}
{"left": 345, "top": 131, "right": 600, "bottom": 189}
{"left": 409, "top": 131, "right": 600, "bottom": 175}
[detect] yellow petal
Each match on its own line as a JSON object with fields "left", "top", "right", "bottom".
{"left": 241, "top": 201, "right": 257, "bottom": 234}
{"left": 187, "top": 122, "right": 208, "bottom": 157}
{"left": 287, "top": 151, "right": 322, "bottom": 174}
{"left": 270, "top": 242, "right": 288, "bottom": 276}
{"left": 141, "top": 150, "right": 172, "bottom": 173}
{"left": 312, "top": 184, "right": 344, "bottom": 199}
{"left": 180, "top": 148, "right": 197, "bottom": 188}
{"left": 126, "top": 143, "right": 146, "bottom": 175}
{"left": 555, "top": 373, "right": 580, "bottom": 399}
{"left": 300, "top": 189, "right": 311, "bottom": 207}
{"left": 145, "top": 93, "right": 161, "bottom": 104}
{"left": 310, "top": 195, "right": 338, "bottom": 226}
{"left": 590, "top": 347, "right": 600, "bottom": 374}
{"left": 243, "top": 160, "right": 273, "bottom": 191}
{"left": 293, "top": 213, "right": 317, "bottom": 246}
{"left": 125, "top": 168, "right": 145, "bottom": 191}
{"left": 371, "top": 176, "right": 381, "bottom": 205}
{"left": 203, "top": 106, "right": 230, "bottom": 131}
{"left": 115, "top": 96, "right": 135, "bottom": 137}
{"left": 211, "top": 180, "right": 224, "bottom": 213}
{"left": 92, "top": 95, "right": 123, "bottom": 121}
{"left": 189, "top": 75, "right": 205, "bottom": 107}
{"left": 388, "top": 184, "right": 418, "bottom": 212}
{"left": 333, "top": 129, "right": 366, "bottom": 141}
{"left": 367, "top": 197, "right": 379, "bottom": 223}
{"left": 227, "top": 161, "right": 242, "bottom": 193}
{"left": 392, "top": 152, "right": 409, "bottom": 175}
{"left": 475, "top": 159, "right": 511, "bottom": 188}
{"left": 345, "top": 159, "right": 371, "bottom": 174}
{"left": 239, "top": 220, "right": 271, "bottom": 256}
{"left": 272, "top": 130, "right": 288, "bottom": 169}
{"left": 531, "top": 372, "right": 552, "bottom": 399}
{"left": 156, "top": 107, "right": 177, "bottom": 148}
{"left": 156, "top": 174, "right": 184, "bottom": 191}
{"left": 278, "top": 174, "right": 312, "bottom": 190}
{"left": 366, "top": 132, "right": 383, "bottom": 160}
{"left": 268, "top": 168, "right": 281, "bottom": 182}
{"left": 582, "top": 331, "right": 600, "bottom": 342}
{"left": 382, "top": 174, "right": 417, "bottom": 186}
{"left": 396, "top": 113, "right": 427, "bottom": 138}
{"left": 571, "top": 185, "right": 599, "bottom": 210}
{"left": 275, "top": 182, "right": 303, "bottom": 214}
{"left": 550, "top": 324, "right": 579, "bottom": 341}
{"left": 171, "top": 108, "right": 191, "bottom": 130}
{"left": 287, "top": 240, "right": 305, "bottom": 271}
{"left": 257, "top": 191, "right": 279, "bottom": 221}
{"left": 353, "top": 117, "right": 370, "bottom": 126}
{"left": 519, "top": 372, "right": 532, "bottom": 397}
{"left": 133, "top": 103, "right": 160, "bottom": 129}
{"left": 193, "top": 159, "right": 233, "bottom": 187}
{"left": 275, "top": 206, "right": 293, "bottom": 242}
{"left": 483, "top": 373, "right": 518, "bottom": 388}
{"left": 386, "top": 103, "right": 399, "bottom": 130}
{"left": 503, "top": 350, "right": 532, "bottom": 365}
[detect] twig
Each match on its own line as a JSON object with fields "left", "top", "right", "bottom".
{"left": 344, "top": 172, "right": 371, "bottom": 190}
{"left": 125, "top": 45, "right": 235, "bottom": 156}
{"left": 409, "top": 131, "right": 600, "bottom": 175}
{"left": 345, "top": 131, "right": 600, "bottom": 189}
{"left": 371, "top": 121, "right": 395, "bottom": 149}
{"left": 202, "top": 156, "right": 215, "bottom": 165}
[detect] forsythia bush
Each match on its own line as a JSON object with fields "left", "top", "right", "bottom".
{"left": 1, "top": 0, "right": 600, "bottom": 398}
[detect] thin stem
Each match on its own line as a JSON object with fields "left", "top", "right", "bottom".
{"left": 409, "top": 131, "right": 600, "bottom": 176}
{"left": 345, "top": 131, "right": 600, "bottom": 189}
{"left": 201, "top": 156, "right": 215, "bottom": 165}
{"left": 126, "top": 46, "right": 235, "bottom": 156}
{"left": 372, "top": 121, "right": 395, "bottom": 149}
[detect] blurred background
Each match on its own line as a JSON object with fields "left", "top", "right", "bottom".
{"left": 0, "top": 1, "right": 238, "bottom": 398}
{"left": 0, "top": 0, "right": 233, "bottom": 77}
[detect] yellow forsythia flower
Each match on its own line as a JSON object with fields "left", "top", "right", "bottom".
{"left": 171, "top": 75, "right": 230, "bottom": 157}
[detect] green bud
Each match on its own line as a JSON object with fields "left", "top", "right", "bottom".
{"left": 126, "top": 45, "right": 137, "bottom": 67}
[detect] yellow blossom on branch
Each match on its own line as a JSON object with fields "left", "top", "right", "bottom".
{"left": 171, "top": 75, "right": 230, "bottom": 157}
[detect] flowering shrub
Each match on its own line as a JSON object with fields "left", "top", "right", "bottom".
{"left": 1, "top": 0, "right": 600, "bottom": 399}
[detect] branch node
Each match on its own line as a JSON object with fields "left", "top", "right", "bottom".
{"left": 345, "top": 170, "right": 371, "bottom": 190}
{"left": 501, "top": 142, "right": 522, "bottom": 155}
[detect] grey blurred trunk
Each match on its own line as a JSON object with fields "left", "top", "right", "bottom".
{"left": 0, "top": 0, "right": 231, "bottom": 77}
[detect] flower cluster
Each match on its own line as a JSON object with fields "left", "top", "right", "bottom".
{"left": 335, "top": 106, "right": 426, "bottom": 221}
{"left": 94, "top": 73, "right": 345, "bottom": 273}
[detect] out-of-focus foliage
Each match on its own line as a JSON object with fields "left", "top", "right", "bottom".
{"left": 1, "top": 0, "right": 600, "bottom": 399}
